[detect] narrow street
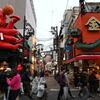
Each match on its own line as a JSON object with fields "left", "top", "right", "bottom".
{"left": 0, "top": 0, "right": 100, "bottom": 100}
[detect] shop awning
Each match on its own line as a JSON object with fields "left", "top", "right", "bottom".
{"left": 67, "top": 55, "right": 100, "bottom": 63}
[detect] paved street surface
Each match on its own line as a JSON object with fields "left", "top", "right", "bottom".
{"left": 46, "top": 76, "right": 100, "bottom": 100}
{"left": 0, "top": 76, "right": 100, "bottom": 100}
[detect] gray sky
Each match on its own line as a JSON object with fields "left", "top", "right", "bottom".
{"left": 33, "top": 0, "right": 99, "bottom": 50}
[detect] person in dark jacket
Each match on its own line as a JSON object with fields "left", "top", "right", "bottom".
{"left": 88, "top": 71, "right": 98, "bottom": 94}
{"left": 0, "top": 61, "right": 10, "bottom": 99}
{"left": 21, "top": 67, "right": 32, "bottom": 97}
{"left": 78, "top": 70, "right": 89, "bottom": 99}
{"left": 57, "top": 68, "right": 67, "bottom": 100}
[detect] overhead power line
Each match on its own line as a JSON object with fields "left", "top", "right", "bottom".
{"left": 37, "top": 37, "right": 53, "bottom": 41}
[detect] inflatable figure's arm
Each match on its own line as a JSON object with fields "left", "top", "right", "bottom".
{"left": 7, "top": 16, "right": 20, "bottom": 29}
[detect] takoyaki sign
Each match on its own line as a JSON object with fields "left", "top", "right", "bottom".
{"left": 85, "top": 17, "right": 100, "bottom": 31}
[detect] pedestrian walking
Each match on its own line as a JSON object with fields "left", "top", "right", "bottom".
{"left": 78, "top": 70, "right": 90, "bottom": 100}
{"left": 6, "top": 68, "right": 21, "bottom": 100}
{"left": 57, "top": 68, "right": 68, "bottom": 100}
{"left": 0, "top": 61, "right": 11, "bottom": 100}
{"left": 30, "top": 70, "right": 39, "bottom": 97}
{"left": 88, "top": 70, "right": 98, "bottom": 95}
{"left": 21, "top": 67, "right": 32, "bottom": 98}
{"left": 65, "top": 70, "right": 74, "bottom": 99}
{"left": 37, "top": 72, "right": 47, "bottom": 100}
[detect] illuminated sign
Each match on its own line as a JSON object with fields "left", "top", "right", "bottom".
{"left": 85, "top": 17, "right": 100, "bottom": 31}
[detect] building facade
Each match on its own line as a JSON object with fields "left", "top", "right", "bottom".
{"left": 59, "top": 7, "right": 79, "bottom": 66}
{"left": 59, "top": 1, "right": 100, "bottom": 73}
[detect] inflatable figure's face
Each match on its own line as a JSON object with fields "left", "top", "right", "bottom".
{"left": 2, "top": 4, "right": 14, "bottom": 16}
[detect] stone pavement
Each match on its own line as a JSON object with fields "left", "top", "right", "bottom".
{"left": 46, "top": 76, "right": 59, "bottom": 90}
{"left": 46, "top": 76, "right": 59, "bottom": 100}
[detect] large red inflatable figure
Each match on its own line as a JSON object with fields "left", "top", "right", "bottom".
{"left": 0, "top": 4, "right": 23, "bottom": 51}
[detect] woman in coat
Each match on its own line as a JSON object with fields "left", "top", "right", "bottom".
{"left": 6, "top": 68, "right": 21, "bottom": 100}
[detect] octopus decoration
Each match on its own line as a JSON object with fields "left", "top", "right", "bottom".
{"left": 0, "top": 4, "right": 23, "bottom": 51}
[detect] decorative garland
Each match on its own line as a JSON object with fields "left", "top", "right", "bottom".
{"left": 75, "top": 39, "right": 100, "bottom": 49}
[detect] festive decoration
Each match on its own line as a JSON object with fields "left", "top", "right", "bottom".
{"left": 7, "top": 16, "right": 20, "bottom": 29}
{"left": 0, "top": 5, "right": 23, "bottom": 51}
{"left": 3, "top": 35, "right": 23, "bottom": 43}
{"left": 75, "top": 39, "right": 100, "bottom": 49}
{"left": 0, "top": 41, "right": 21, "bottom": 51}
{"left": 0, "top": 29, "right": 17, "bottom": 35}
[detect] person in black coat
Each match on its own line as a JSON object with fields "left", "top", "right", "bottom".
{"left": 57, "top": 68, "right": 67, "bottom": 100}
{"left": 78, "top": 70, "right": 89, "bottom": 97}
{"left": 0, "top": 62, "right": 11, "bottom": 99}
{"left": 88, "top": 71, "right": 98, "bottom": 94}
{"left": 21, "top": 67, "right": 32, "bottom": 97}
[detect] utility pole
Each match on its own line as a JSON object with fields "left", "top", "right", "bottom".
{"left": 22, "top": 15, "right": 34, "bottom": 65}
{"left": 50, "top": 26, "right": 60, "bottom": 72}
{"left": 22, "top": 15, "right": 26, "bottom": 65}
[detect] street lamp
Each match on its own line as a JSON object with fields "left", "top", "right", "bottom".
{"left": 50, "top": 26, "right": 58, "bottom": 51}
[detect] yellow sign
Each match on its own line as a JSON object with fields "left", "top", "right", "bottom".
{"left": 85, "top": 17, "right": 100, "bottom": 31}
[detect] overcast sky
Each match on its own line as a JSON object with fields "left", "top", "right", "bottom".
{"left": 33, "top": 0, "right": 99, "bottom": 50}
